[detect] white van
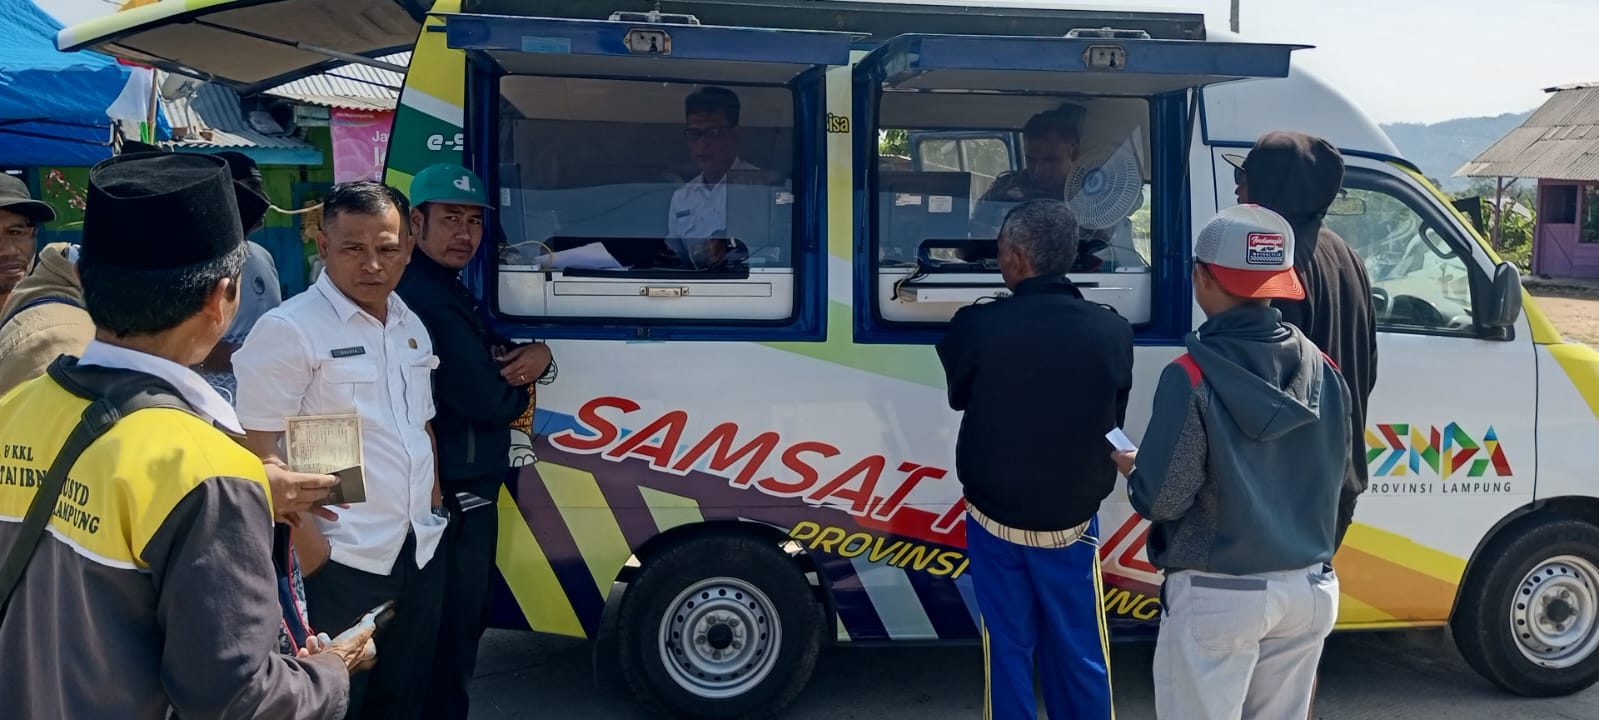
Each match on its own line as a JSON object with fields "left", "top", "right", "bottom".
{"left": 64, "top": 1, "right": 1599, "bottom": 716}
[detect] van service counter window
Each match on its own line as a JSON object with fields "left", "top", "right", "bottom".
{"left": 870, "top": 93, "right": 1156, "bottom": 327}
{"left": 493, "top": 77, "right": 802, "bottom": 326}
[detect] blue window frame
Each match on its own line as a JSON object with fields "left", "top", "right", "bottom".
{"left": 444, "top": 14, "right": 850, "bottom": 342}
{"left": 849, "top": 32, "right": 1301, "bottom": 346}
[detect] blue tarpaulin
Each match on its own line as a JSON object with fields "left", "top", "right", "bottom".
{"left": 0, "top": 0, "right": 168, "bottom": 166}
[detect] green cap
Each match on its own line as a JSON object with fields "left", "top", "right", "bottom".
{"left": 409, "top": 163, "right": 489, "bottom": 207}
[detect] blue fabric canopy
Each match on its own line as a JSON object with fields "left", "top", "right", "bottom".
{"left": 0, "top": 0, "right": 168, "bottom": 166}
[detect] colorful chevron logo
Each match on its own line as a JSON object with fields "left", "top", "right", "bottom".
{"left": 1365, "top": 423, "right": 1513, "bottom": 479}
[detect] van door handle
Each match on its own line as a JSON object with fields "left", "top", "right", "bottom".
{"left": 641, "top": 286, "right": 689, "bottom": 298}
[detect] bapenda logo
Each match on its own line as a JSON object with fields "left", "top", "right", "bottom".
{"left": 1366, "top": 423, "right": 1511, "bottom": 479}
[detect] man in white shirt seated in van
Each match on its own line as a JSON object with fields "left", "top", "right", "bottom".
{"left": 665, "top": 85, "right": 756, "bottom": 269}
{"left": 235, "top": 181, "right": 450, "bottom": 720}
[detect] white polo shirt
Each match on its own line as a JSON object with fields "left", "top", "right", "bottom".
{"left": 667, "top": 157, "right": 758, "bottom": 253}
{"left": 234, "top": 272, "right": 446, "bottom": 575}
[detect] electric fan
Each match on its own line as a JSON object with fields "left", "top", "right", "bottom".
{"left": 1067, "top": 135, "right": 1145, "bottom": 229}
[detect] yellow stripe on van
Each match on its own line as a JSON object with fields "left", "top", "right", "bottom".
{"left": 1341, "top": 523, "right": 1467, "bottom": 585}
{"left": 385, "top": 170, "right": 416, "bottom": 198}
{"left": 639, "top": 486, "right": 704, "bottom": 531}
{"left": 1337, "top": 593, "right": 1399, "bottom": 624}
{"left": 1548, "top": 343, "right": 1599, "bottom": 423}
{"left": 540, "top": 463, "right": 634, "bottom": 598}
{"left": 1334, "top": 529, "right": 1461, "bottom": 621}
{"left": 405, "top": 1, "right": 466, "bottom": 107}
{"left": 1524, "top": 293, "right": 1567, "bottom": 345}
{"left": 496, "top": 486, "right": 587, "bottom": 638}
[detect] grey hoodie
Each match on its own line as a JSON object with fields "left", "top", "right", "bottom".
{"left": 1129, "top": 303, "right": 1352, "bottom": 576}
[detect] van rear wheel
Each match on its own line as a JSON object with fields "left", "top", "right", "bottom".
{"left": 617, "top": 535, "right": 822, "bottom": 718}
{"left": 1452, "top": 517, "right": 1599, "bottom": 696}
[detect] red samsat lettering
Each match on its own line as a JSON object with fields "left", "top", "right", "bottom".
{"left": 548, "top": 396, "right": 966, "bottom": 536}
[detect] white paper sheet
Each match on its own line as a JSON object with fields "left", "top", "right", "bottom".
{"left": 544, "top": 242, "right": 625, "bottom": 270}
{"left": 1106, "top": 427, "right": 1138, "bottom": 452}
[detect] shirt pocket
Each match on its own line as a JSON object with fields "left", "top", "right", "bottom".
{"left": 320, "top": 358, "right": 379, "bottom": 411}
{"left": 406, "top": 353, "right": 441, "bottom": 425}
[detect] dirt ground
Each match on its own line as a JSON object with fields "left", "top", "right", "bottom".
{"left": 1529, "top": 285, "right": 1599, "bottom": 346}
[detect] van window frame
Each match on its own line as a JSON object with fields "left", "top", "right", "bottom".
{"left": 462, "top": 55, "right": 830, "bottom": 343}
{"left": 852, "top": 89, "right": 1195, "bottom": 346}
{"left": 1332, "top": 167, "right": 1498, "bottom": 340}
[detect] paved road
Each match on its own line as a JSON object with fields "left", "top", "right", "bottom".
{"left": 467, "top": 628, "right": 1599, "bottom": 719}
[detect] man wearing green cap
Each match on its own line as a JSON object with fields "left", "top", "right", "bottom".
{"left": 397, "top": 162, "right": 552, "bottom": 718}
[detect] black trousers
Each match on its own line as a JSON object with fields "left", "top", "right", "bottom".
{"left": 424, "top": 482, "right": 502, "bottom": 719}
{"left": 305, "top": 532, "right": 447, "bottom": 720}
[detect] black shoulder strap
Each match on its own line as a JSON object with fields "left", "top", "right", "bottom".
{"left": 1, "top": 296, "right": 82, "bottom": 330}
{"left": 0, "top": 358, "right": 190, "bottom": 621}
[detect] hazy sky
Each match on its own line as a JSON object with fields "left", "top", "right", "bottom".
{"left": 32, "top": 0, "right": 1598, "bottom": 124}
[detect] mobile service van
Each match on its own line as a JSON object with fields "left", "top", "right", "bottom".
{"left": 63, "top": 0, "right": 1599, "bottom": 716}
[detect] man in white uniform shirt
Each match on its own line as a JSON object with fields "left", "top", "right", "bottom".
{"left": 666, "top": 86, "right": 757, "bottom": 268}
{"left": 235, "top": 181, "right": 448, "bottom": 720}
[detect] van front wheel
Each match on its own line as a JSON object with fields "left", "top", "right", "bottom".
{"left": 1453, "top": 517, "right": 1599, "bottom": 696}
{"left": 617, "top": 535, "right": 822, "bottom": 718}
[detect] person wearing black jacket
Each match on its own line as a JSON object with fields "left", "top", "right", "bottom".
{"left": 395, "top": 163, "right": 552, "bottom": 719}
{"left": 1227, "top": 133, "right": 1378, "bottom": 720}
{"left": 935, "top": 199, "right": 1132, "bottom": 720}
{"left": 1227, "top": 132, "right": 1378, "bottom": 549}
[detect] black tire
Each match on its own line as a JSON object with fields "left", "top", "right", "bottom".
{"left": 617, "top": 535, "right": 823, "bottom": 719}
{"left": 1452, "top": 517, "right": 1599, "bottom": 696}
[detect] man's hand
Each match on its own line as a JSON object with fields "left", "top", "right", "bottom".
{"left": 1111, "top": 450, "right": 1137, "bottom": 478}
{"left": 263, "top": 459, "right": 340, "bottom": 523}
{"left": 497, "top": 342, "right": 553, "bottom": 386}
{"left": 299, "top": 629, "right": 377, "bottom": 674}
{"left": 698, "top": 238, "right": 728, "bottom": 267}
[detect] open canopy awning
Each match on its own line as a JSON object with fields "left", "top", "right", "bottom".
{"left": 856, "top": 33, "right": 1304, "bottom": 96}
{"left": 443, "top": 13, "right": 852, "bottom": 85}
{"left": 58, "top": 0, "right": 427, "bottom": 93}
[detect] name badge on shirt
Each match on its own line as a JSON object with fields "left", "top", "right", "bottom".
{"left": 330, "top": 346, "right": 367, "bottom": 358}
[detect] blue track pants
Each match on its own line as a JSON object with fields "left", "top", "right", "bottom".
{"left": 967, "top": 515, "right": 1115, "bottom": 720}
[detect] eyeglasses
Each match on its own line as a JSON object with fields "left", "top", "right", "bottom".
{"left": 1233, "top": 166, "right": 1246, "bottom": 186}
{"left": 683, "top": 126, "right": 734, "bottom": 141}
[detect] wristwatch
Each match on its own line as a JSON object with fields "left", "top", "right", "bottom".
{"left": 431, "top": 504, "right": 451, "bottom": 522}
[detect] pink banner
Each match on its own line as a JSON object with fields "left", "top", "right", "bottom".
{"left": 330, "top": 109, "right": 395, "bottom": 183}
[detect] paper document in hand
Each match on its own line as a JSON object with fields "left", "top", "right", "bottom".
{"left": 285, "top": 413, "right": 367, "bottom": 505}
{"left": 1106, "top": 427, "right": 1138, "bottom": 452}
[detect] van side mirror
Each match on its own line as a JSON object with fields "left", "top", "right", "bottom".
{"left": 1482, "top": 261, "right": 1523, "bottom": 338}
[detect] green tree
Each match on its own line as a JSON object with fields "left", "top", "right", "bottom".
{"left": 879, "top": 129, "right": 909, "bottom": 157}
{"left": 1451, "top": 182, "right": 1535, "bottom": 271}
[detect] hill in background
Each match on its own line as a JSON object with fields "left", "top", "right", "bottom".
{"left": 1381, "top": 111, "right": 1533, "bottom": 193}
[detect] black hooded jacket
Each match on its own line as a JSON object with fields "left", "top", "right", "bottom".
{"left": 1241, "top": 132, "right": 1378, "bottom": 540}
{"left": 936, "top": 276, "right": 1135, "bottom": 531}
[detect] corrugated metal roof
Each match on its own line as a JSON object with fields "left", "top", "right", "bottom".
{"left": 1461, "top": 85, "right": 1599, "bottom": 181}
{"left": 159, "top": 80, "right": 318, "bottom": 151}
{"left": 265, "top": 52, "right": 407, "bottom": 111}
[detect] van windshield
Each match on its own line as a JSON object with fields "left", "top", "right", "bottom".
{"left": 496, "top": 76, "right": 797, "bottom": 273}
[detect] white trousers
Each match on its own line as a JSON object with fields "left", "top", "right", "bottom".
{"left": 1153, "top": 563, "right": 1339, "bottom": 720}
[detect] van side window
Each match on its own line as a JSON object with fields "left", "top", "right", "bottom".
{"left": 871, "top": 94, "right": 1155, "bottom": 327}
{"left": 1324, "top": 170, "right": 1482, "bottom": 336}
{"left": 494, "top": 77, "right": 801, "bottom": 326}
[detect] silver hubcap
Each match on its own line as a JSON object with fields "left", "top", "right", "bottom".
{"left": 1511, "top": 555, "right": 1599, "bottom": 669}
{"left": 659, "top": 577, "right": 781, "bottom": 699}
